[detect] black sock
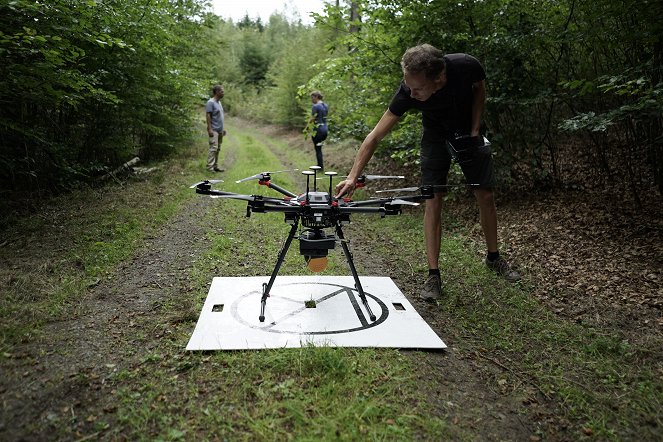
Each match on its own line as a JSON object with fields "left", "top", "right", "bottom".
{"left": 428, "top": 268, "right": 440, "bottom": 276}
{"left": 487, "top": 251, "right": 500, "bottom": 262}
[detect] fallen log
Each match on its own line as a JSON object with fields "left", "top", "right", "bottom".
{"left": 99, "top": 156, "right": 140, "bottom": 182}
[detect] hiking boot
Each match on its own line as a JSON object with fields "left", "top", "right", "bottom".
{"left": 213, "top": 167, "right": 225, "bottom": 172}
{"left": 485, "top": 256, "right": 521, "bottom": 282}
{"left": 421, "top": 274, "right": 443, "bottom": 301}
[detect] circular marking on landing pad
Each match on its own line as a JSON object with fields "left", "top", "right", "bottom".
{"left": 230, "top": 282, "right": 389, "bottom": 334}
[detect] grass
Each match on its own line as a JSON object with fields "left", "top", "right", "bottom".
{"left": 109, "top": 345, "right": 446, "bottom": 441}
{"left": 1, "top": 116, "right": 660, "bottom": 441}
{"left": 156, "top": 122, "right": 450, "bottom": 441}
{"left": 371, "top": 215, "right": 662, "bottom": 440}
{"left": 0, "top": 160, "right": 201, "bottom": 350}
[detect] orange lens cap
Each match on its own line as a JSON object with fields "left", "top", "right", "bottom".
{"left": 306, "top": 256, "right": 328, "bottom": 272}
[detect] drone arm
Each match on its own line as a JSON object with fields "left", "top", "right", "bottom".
{"left": 338, "top": 206, "right": 386, "bottom": 216}
{"left": 196, "top": 188, "right": 235, "bottom": 197}
{"left": 265, "top": 182, "right": 297, "bottom": 198}
{"left": 248, "top": 203, "right": 299, "bottom": 214}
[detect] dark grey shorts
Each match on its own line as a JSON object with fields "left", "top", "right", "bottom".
{"left": 420, "top": 136, "right": 496, "bottom": 188}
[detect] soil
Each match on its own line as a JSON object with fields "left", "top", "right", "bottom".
{"left": 0, "top": 120, "right": 661, "bottom": 441}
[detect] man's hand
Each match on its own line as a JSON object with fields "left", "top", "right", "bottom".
{"left": 335, "top": 179, "right": 356, "bottom": 198}
{"left": 208, "top": 128, "right": 214, "bottom": 137}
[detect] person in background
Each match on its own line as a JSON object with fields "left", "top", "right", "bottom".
{"left": 206, "top": 84, "right": 226, "bottom": 173}
{"left": 335, "top": 44, "right": 520, "bottom": 301}
{"left": 308, "top": 91, "right": 328, "bottom": 169}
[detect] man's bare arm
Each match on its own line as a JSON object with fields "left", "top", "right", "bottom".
{"left": 335, "top": 110, "right": 401, "bottom": 197}
{"left": 206, "top": 112, "right": 214, "bottom": 137}
{"left": 470, "top": 80, "right": 486, "bottom": 137}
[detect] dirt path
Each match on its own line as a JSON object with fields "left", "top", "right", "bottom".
{"left": 260, "top": 132, "right": 548, "bottom": 436}
{"left": 1, "top": 119, "right": 661, "bottom": 440}
{"left": 344, "top": 230, "right": 553, "bottom": 440}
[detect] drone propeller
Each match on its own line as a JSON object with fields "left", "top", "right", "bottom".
{"left": 375, "top": 186, "right": 419, "bottom": 193}
{"left": 344, "top": 194, "right": 423, "bottom": 207}
{"left": 389, "top": 198, "right": 420, "bottom": 206}
{"left": 210, "top": 193, "right": 256, "bottom": 201}
{"left": 363, "top": 174, "right": 405, "bottom": 180}
{"left": 189, "top": 179, "right": 223, "bottom": 189}
{"left": 318, "top": 174, "right": 406, "bottom": 181}
{"left": 375, "top": 183, "right": 479, "bottom": 193}
{"left": 235, "top": 169, "right": 299, "bottom": 183}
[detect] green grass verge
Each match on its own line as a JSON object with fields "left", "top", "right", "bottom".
{"left": 0, "top": 145, "right": 203, "bottom": 351}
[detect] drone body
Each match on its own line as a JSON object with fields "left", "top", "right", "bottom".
{"left": 193, "top": 166, "right": 436, "bottom": 322}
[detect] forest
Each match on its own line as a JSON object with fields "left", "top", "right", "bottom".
{"left": 1, "top": 1, "right": 662, "bottom": 440}
{"left": 1, "top": 0, "right": 661, "bottom": 209}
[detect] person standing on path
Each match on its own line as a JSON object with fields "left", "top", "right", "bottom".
{"left": 308, "top": 91, "right": 328, "bottom": 169}
{"left": 206, "top": 84, "right": 226, "bottom": 173}
{"left": 335, "top": 44, "right": 520, "bottom": 301}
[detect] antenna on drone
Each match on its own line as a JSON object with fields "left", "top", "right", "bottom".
{"left": 325, "top": 171, "right": 337, "bottom": 195}
{"left": 309, "top": 166, "right": 321, "bottom": 192}
{"left": 302, "top": 170, "right": 314, "bottom": 204}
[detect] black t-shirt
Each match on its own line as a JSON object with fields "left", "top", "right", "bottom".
{"left": 388, "top": 53, "right": 485, "bottom": 139}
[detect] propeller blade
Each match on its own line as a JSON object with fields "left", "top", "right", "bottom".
{"left": 205, "top": 190, "right": 246, "bottom": 198}
{"left": 389, "top": 199, "right": 420, "bottom": 206}
{"left": 235, "top": 173, "right": 264, "bottom": 183}
{"left": 364, "top": 175, "right": 405, "bottom": 180}
{"left": 344, "top": 195, "right": 424, "bottom": 207}
{"left": 189, "top": 179, "right": 223, "bottom": 188}
{"left": 375, "top": 183, "right": 480, "bottom": 193}
{"left": 271, "top": 168, "right": 300, "bottom": 174}
{"left": 375, "top": 186, "right": 419, "bottom": 193}
{"left": 321, "top": 174, "right": 405, "bottom": 181}
{"left": 344, "top": 198, "right": 394, "bottom": 207}
{"left": 235, "top": 169, "right": 300, "bottom": 183}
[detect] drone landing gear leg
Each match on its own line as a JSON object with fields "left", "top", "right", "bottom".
{"left": 260, "top": 221, "right": 299, "bottom": 322}
{"left": 335, "top": 225, "right": 376, "bottom": 321}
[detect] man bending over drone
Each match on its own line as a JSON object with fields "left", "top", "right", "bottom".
{"left": 335, "top": 43, "right": 520, "bottom": 301}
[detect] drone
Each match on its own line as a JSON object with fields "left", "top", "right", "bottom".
{"left": 192, "top": 166, "right": 464, "bottom": 323}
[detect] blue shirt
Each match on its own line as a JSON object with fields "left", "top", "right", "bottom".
{"left": 206, "top": 98, "right": 224, "bottom": 132}
{"left": 312, "top": 102, "right": 328, "bottom": 127}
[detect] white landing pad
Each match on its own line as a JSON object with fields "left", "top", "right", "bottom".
{"left": 186, "top": 276, "right": 446, "bottom": 350}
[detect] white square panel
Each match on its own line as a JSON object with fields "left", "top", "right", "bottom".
{"left": 186, "top": 276, "right": 446, "bottom": 350}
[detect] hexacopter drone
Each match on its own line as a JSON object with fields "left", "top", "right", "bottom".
{"left": 192, "top": 166, "right": 464, "bottom": 323}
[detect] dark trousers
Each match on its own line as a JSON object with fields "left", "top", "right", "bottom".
{"left": 312, "top": 126, "right": 328, "bottom": 168}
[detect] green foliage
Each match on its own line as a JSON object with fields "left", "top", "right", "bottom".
{"left": 260, "top": 30, "right": 329, "bottom": 126}
{"left": 240, "top": 32, "right": 271, "bottom": 85}
{"left": 0, "top": 0, "right": 221, "bottom": 192}
{"left": 4, "top": 0, "right": 660, "bottom": 200}
{"left": 304, "top": 0, "right": 663, "bottom": 197}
